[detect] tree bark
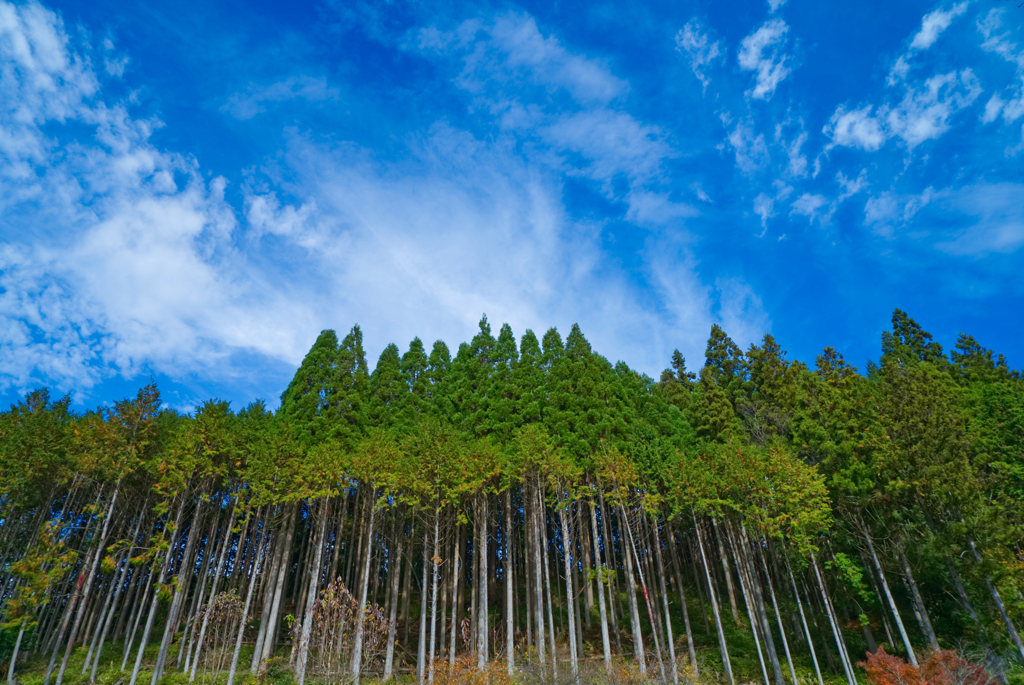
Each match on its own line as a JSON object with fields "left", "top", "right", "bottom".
{"left": 351, "top": 488, "right": 378, "bottom": 685}
{"left": 296, "top": 500, "right": 329, "bottom": 685}
{"left": 695, "top": 514, "right": 734, "bottom": 685}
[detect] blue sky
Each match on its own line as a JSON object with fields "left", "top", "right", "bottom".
{"left": 1, "top": 0, "right": 1022, "bottom": 411}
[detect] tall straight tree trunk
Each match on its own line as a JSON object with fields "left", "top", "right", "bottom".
{"left": 189, "top": 500, "right": 240, "bottom": 683}
{"left": 448, "top": 521, "right": 461, "bottom": 665}
{"left": 351, "top": 489, "right": 378, "bottom": 685}
{"left": 712, "top": 518, "right": 741, "bottom": 624}
{"left": 859, "top": 517, "right": 917, "bottom": 666}
{"left": 418, "top": 525, "right": 429, "bottom": 685}
{"left": 559, "top": 496, "right": 581, "bottom": 685}
{"left": 759, "top": 541, "right": 798, "bottom": 685}
{"left": 505, "top": 489, "right": 515, "bottom": 677}
{"left": 476, "top": 492, "right": 489, "bottom": 671}
{"left": 131, "top": 494, "right": 188, "bottom": 685}
{"left": 183, "top": 506, "right": 223, "bottom": 672}
{"left": 530, "top": 482, "right": 546, "bottom": 669}
{"left": 726, "top": 523, "right": 771, "bottom": 685}
{"left": 738, "top": 523, "right": 785, "bottom": 685}
{"left": 539, "top": 485, "right": 558, "bottom": 681}
{"left": 384, "top": 514, "right": 405, "bottom": 680}
{"left": 152, "top": 497, "right": 210, "bottom": 685}
{"left": 651, "top": 516, "right": 679, "bottom": 685}
{"left": 54, "top": 483, "right": 121, "bottom": 685}
{"left": 428, "top": 507, "right": 441, "bottom": 684}
{"left": 226, "top": 528, "right": 270, "bottom": 685}
{"left": 249, "top": 527, "right": 282, "bottom": 674}
{"left": 255, "top": 503, "right": 297, "bottom": 672}
{"left": 620, "top": 507, "right": 647, "bottom": 675}
{"left": 810, "top": 552, "right": 857, "bottom": 685}
{"left": 7, "top": 624, "right": 25, "bottom": 685}
{"left": 589, "top": 495, "right": 612, "bottom": 672}
{"left": 666, "top": 527, "right": 698, "bottom": 674}
{"left": 121, "top": 569, "right": 154, "bottom": 672}
{"left": 898, "top": 543, "right": 938, "bottom": 652}
{"left": 967, "top": 534, "right": 1024, "bottom": 667}
{"left": 296, "top": 500, "right": 329, "bottom": 685}
{"left": 622, "top": 505, "right": 666, "bottom": 683}
{"left": 694, "top": 513, "right": 734, "bottom": 685}
{"left": 784, "top": 553, "right": 823, "bottom": 685}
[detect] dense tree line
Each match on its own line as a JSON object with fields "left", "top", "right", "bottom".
{"left": 1, "top": 310, "right": 1022, "bottom": 685}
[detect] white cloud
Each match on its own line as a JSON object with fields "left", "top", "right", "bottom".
{"left": 790, "top": 193, "right": 827, "bottom": 222}
{"left": 836, "top": 169, "right": 867, "bottom": 202}
{"left": 825, "top": 105, "right": 886, "bottom": 150}
{"left": 675, "top": 20, "right": 721, "bottom": 93}
{"left": 753, "top": 192, "right": 774, "bottom": 231}
{"left": 222, "top": 76, "right": 340, "bottom": 120}
{"left": 728, "top": 122, "right": 770, "bottom": 173}
{"left": 786, "top": 130, "right": 808, "bottom": 177}
{"left": 826, "top": 70, "right": 980, "bottom": 150}
{"left": 738, "top": 19, "right": 791, "bottom": 100}
{"left": 910, "top": 2, "right": 967, "bottom": 51}
{"left": 977, "top": 10, "right": 1024, "bottom": 125}
{"left": 886, "top": 70, "right": 981, "bottom": 147}
{"left": 935, "top": 183, "right": 1024, "bottom": 254}
{"left": 767, "top": 0, "right": 788, "bottom": 13}
{"left": 428, "top": 13, "right": 628, "bottom": 106}
{"left": 0, "top": 2, "right": 771, "bottom": 398}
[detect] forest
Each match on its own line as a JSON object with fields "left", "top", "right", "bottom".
{"left": 1, "top": 309, "right": 1022, "bottom": 685}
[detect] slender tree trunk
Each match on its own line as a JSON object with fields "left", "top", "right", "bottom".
{"left": 449, "top": 521, "right": 461, "bottom": 665}
{"left": 505, "top": 489, "right": 515, "bottom": 677}
{"left": 296, "top": 500, "right": 329, "bottom": 685}
{"left": 131, "top": 495, "right": 188, "bottom": 685}
{"left": 418, "top": 524, "right": 429, "bottom": 684}
{"left": 226, "top": 529, "right": 270, "bottom": 685}
{"left": 810, "top": 551, "right": 857, "bottom": 685}
{"left": 667, "top": 527, "right": 698, "bottom": 674}
{"left": 727, "top": 523, "right": 771, "bottom": 685}
{"left": 559, "top": 496, "right": 581, "bottom": 685}
{"left": 785, "top": 553, "right": 823, "bottom": 685}
{"left": 351, "top": 489, "right": 378, "bottom": 685}
{"left": 589, "top": 495, "right": 612, "bottom": 672}
{"left": 384, "top": 514, "right": 404, "bottom": 681}
{"left": 898, "top": 543, "right": 938, "bottom": 652}
{"left": 530, "top": 482, "right": 546, "bottom": 669}
{"left": 759, "top": 541, "right": 798, "bottom": 685}
{"left": 55, "top": 483, "right": 121, "bottom": 685}
{"left": 428, "top": 507, "right": 441, "bottom": 684}
{"left": 620, "top": 507, "right": 647, "bottom": 675}
{"left": 7, "top": 624, "right": 25, "bottom": 685}
{"left": 152, "top": 498, "right": 210, "bottom": 685}
{"left": 859, "top": 517, "right": 917, "bottom": 666}
{"left": 694, "top": 513, "right": 734, "bottom": 685}
{"left": 712, "top": 518, "right": 741, "bottom": 624}
{"left": 190, "top": 500, "right": 240, "bottom": 683}
{"left": 967, "top": 534, "right": 1024, "bottom": 666}
{"left": 476, "top": 492, "right": 489, "bottom": 671}
{"left": 622, "top": 505, "right": 666, "bottom": 683}
{"left": 539, "top": 484, "right": 557, "bottom": 680}
{"left": 652, "top": 517, "right": 679, "bottom": 685}
{"left": 121, "top": 569, "right": 154, "bottom": 671}
{"left": 739, "top": 524, "right": 785, "bottom": 685}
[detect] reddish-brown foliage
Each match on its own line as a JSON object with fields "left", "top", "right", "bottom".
{"left": 859, "top": 646, "right": 998, "bottom": 685}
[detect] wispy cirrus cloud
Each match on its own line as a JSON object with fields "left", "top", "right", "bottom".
{"left": 738, "top": 19, "right": 791, "bottom": 100}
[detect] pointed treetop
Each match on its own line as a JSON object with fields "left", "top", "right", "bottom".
{"left": 704, "top": 324, "right": 745, "bottom": 382}
{"left": 881, "top": 309, "right": 945, "bottom": 366}
{"left": 495, "top": 323, "right": 519, "bottom": 367}
{"left": 565, "top": 323, "right": 592, "bottom": 358}
{"left": 519, "top": 329, "right": 541, "bottom": 361}
{"left": 542, "top": 327, "right": 563, "bottom": 362}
